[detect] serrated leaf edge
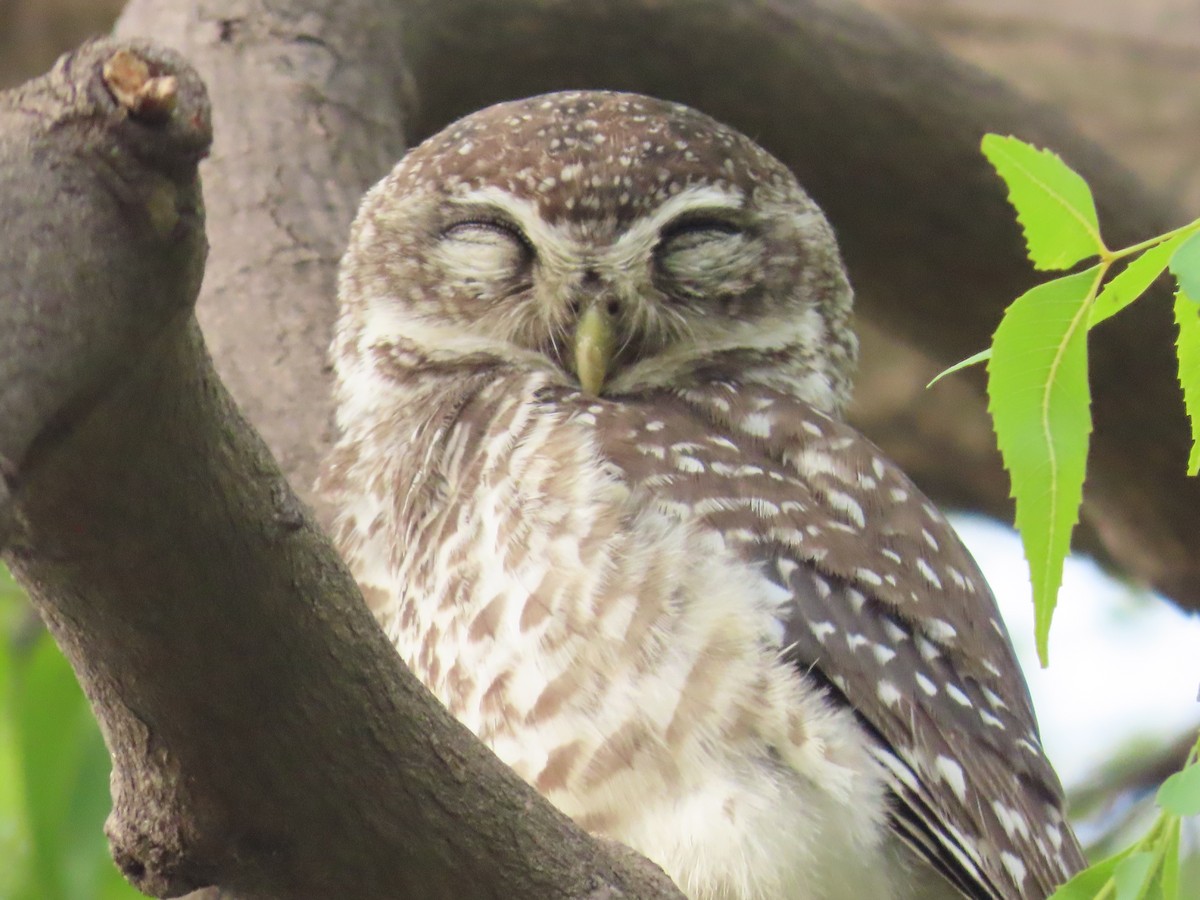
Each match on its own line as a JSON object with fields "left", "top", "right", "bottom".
{"left": 983, "top": 135, "right": 1104, "bottom": 269}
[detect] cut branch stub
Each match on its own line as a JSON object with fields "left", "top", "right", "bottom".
{"left": 0, "top": 38, "right": 211, "bottom": 538}
{"left": 102, "top": 48, "right": 180, "bottom": 123}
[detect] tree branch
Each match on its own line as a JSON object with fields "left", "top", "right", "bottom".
{"left": 1, "top": 38, "right": 683, "bottom": 900}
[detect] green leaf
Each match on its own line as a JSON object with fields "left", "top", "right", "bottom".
{"left": 928, "top": 347, "right": 992, "bottom": 388}
{"left": 988, "top": 267, "right": 1098, "bottom": 665}
{"left": 1159, "top": 817, "right": 1181, "bottom": 900}
{"left": 0, "top": 564, "right": 24, "bottom": 631}
{"left": 13, "top": 632, "right": 137, "bottom": 899}
{"left": 1170, "top": 231, "right": 1200, "bottom": 300}
{"left": 1113, "top": 852, "right": 1155, "bottom": 900}
{"left": 982, "top": 134, "right": 1105, "bottom": 270}
{"left": 1157, "top": 760, "right": 1200, "bottom": 816}
{"left": 1050, "top": 847, "right": 1136, "bottom": 900}
{"left": 0, "top": 573, "right": 32, "bottom": 900}
{"left": 1174, "top": 291, "right": 1200, "bottom": 477}
{"left": 0, "top": 566, "right": 139, "bottom": 900}
{"left": 1091, "top": 233, "right": 1189, "bottom": 327}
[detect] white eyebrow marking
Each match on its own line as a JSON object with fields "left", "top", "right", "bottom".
{"left": 612, "top": 184, "right": 743, "bottom": 249}
{"left": 446, "top": 188, "right": 579, "bottom": 268}
{"left": 449, "top": 184, "right": 745, "bottom": 268}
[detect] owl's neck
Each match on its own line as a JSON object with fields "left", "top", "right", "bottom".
{"left": 338, "top": 359, "right": 557, "bottom": 505}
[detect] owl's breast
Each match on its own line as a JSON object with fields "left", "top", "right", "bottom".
{"left": 331, "top": 377, "right": 892, "bottom": 899}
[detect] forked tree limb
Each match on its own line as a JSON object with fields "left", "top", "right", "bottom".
{"left": 1, "top": 38, "right": 684, "bottom": 900}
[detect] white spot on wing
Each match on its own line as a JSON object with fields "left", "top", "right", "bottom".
{"left": 810, "top": 621, "right": 837, "bottom": 643}
{"left": 846, "top": 633, "right": 869, "bottom": 651}
{"left": 877, "top": 680, "right": 902, "bottom": 707}
{"left": 855, "top": 567, "right": 883, "bottom": 586}
{"left": 827, "top": 490, "right": 866, "bottom": 529}
{"left": 741, "top": 412, "right": 773, "bottom": 437}
{"left": 872, "top": 644, "right": 896, "bottom": 665}
{"left": 916, "top": 558, "right": 943, "bottom": 590}
{"left": 1001, "top": 852, "right": 1028, "bottom": 888}
{"left": 935, "top": 755, "right": 967, "bottom": 803}
{"left": 947, "top": 684, "right": 973, "bottom": 707}
{"left": 925, "top": 618, "right": 957, "bottom": 642}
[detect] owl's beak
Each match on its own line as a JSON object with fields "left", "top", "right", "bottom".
{"left": 574, "top": 302, "right": 617, "bottom": 396}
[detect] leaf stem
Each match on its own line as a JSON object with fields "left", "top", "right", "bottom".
{"left": 1101, "top": 219, "right": 1200, "bottom": 265}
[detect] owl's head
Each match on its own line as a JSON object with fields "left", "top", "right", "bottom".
{"left": 335, "top": 91, "right": 857, "bottom": 417}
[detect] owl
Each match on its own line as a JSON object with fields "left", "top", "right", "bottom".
{"left": 319, "top": 91, "right": 1086, "bottom": 900}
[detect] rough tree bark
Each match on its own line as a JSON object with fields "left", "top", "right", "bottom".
{"left": 2, "top": 0, "right": 1196, "bottom": 897}
{"left": 1, "top": 38, "right": 684, "bottom": 900}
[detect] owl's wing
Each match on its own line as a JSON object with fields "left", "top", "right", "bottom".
{"left": 591, "top": 382, "right": 1085, "bottom": 900}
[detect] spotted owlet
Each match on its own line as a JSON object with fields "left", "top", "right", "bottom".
{"left": 319, "top": 91, "right": 1085, "bottom": 900}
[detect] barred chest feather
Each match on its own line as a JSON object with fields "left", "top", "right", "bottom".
{"left": 325, "top": 369, "right": 910, "bottom": 900}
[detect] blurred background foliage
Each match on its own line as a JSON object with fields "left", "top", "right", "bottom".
{"left": 0, "top": 566, "right": 140, "bottom": 900}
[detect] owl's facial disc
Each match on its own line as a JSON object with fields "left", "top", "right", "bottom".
{"left": 343, "top": 91, "right": 859, "bottom": 413}
{"left": 435, "top": 184, "right": 780, "bottom": 395}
